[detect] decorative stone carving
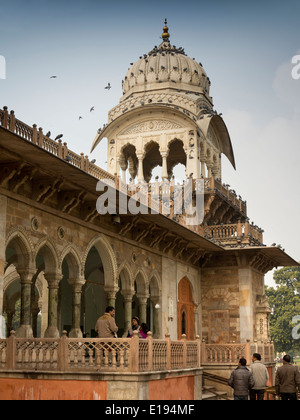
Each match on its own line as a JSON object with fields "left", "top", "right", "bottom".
{"left": 119, "top": 120, "right": 183, "bottom": 136}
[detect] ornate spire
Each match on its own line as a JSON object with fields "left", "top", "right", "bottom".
{"left": 162, "top": 18, "right": 170, "bottom": 41}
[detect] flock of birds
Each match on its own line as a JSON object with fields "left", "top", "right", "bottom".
{"left": 47, "top": 76, "right": 111, "bottom": 163}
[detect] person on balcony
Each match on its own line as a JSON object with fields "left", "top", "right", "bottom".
{"left": 95, "top": 306, "right": 119, "bottom": 338}
{"left": 127, "top": 317, "right": 140, "bottom": 338}
{"left": 249, "top": 353, "right": 269, "bottom": 400}
{"left": 139, "top": 323, "right": 150, "bottom": 339}
{"left": 228, "top": 357, "right": 255, "bottom": 400}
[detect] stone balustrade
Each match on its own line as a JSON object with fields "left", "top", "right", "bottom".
{"left": 201, "top": 340, "right": 274, "bottom": 365}
{"left": 202, "top": 220, "right": 264, "bottom": 247}
{"left": 0, "top": 106, "right": 114, "bottom": 182}
{"left": 0, "top": 330, "right": 201, "bottom": 374}
{"left": 0, "top": 330, "right": 275, "bottom": 374}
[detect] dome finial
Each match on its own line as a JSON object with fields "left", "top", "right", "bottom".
{"left": 162, "top": 18, "right": 170, "bottom": 41}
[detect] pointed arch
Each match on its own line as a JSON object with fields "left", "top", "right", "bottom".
{"left": 34, "top": 237, "right": 60, "bottom": 274}
{"left": 60, "top": 244, "right": 83, "bottom": 279}
{"left": 134, "top": 268, "right": 148, "bottom": 296}
{"left": 84, "top": 234, "right": 118, "bottom": 289}
{"left": 149, "top": 270, "right": 161, "bottom": 297}
{"left": 118, "top": 261, "right": 134, "bottom": 292}
{"left": 5, "top": 227, "right": 35, "bottom": 269}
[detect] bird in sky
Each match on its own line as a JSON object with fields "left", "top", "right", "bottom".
{"left": 105, "top": 83, "right": 111, "bottom": 90}
{"left": 79, "top": 116, "right": 83, "bottom": 120}
{"left": 50, "top": 76, "right": 57, "bottom": 79}
{"left": 90, "top": 106, "right": 95, "bottom": 112}
{"left": 55, "top": 134, "right": 63, "bottom": 141}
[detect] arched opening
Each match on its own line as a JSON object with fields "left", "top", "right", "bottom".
{"left": 177, "top": 277, "right": 195, "bottom": 340}
{"left": 143, "top": 141, "right": 162, "bottom": 182}
{"left": 167, "top": 139, "right": 186, "bottom": 180}
{"left": 120, "top": 144, "right": 138, "bottom": 182}
{"left": 82, "top": 246, "right": 106, "bottom": 338}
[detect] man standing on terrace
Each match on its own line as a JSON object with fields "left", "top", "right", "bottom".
{"left": 95, "top": 306, "right": 119, "bottom": 338}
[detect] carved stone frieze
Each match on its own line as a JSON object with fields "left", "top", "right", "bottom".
{"left": 119, "top": 120, "right": 183, "bottom": 136}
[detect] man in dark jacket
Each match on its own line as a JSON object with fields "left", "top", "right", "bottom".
{"left": 228, "top": 358, "right": 255, "bottom": 400}
{"left": 275, "top": 354, "right": 300, "bottom": 400}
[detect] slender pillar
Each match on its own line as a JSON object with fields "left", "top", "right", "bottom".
{"left": 137, "top": 154, "right": 144, "bottom": 183}
{"left": 137, "top": 295, "right": 149, "bottom": 324}
{"left": 200, "top": 158, "right": 206, "bottom": 178}
{"left": 207, "top": 163, "right": 213, "bottom": 178}
{"left": 16, "top": 268, "right": 36, "bottom": 338}
{"left": 44, "top": 273, "right": 63, "bottom": 338}
{"left": 161, "top": 152, "right": 168, "bottom": 180}
{"left": 68, "top": 278, "right": 86, "bottom": 338}
{"left": 122, "top": 292, "right": 133, "bottom": 337}
{"left": 151, "top": 298, "right": 161, "bottom": 339}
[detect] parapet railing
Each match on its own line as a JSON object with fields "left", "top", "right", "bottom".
{"left": 201, "top": 220, "right": 264, "bottom": 246}
{"left": 0, "top": 331, "right": 201, "bottom": 374}
{"left": 201, "top": 340, "right": 275, "bottom": 365}
{"left": 0, "top": 106, "right": 114, "bottom": 182}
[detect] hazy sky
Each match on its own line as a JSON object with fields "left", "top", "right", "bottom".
{"left": 1, "top": 0, "right": 300, "bottom": 285}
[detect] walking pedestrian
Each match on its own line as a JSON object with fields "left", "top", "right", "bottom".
{"left": 275, "top": 354, "right": 300, "bottom": 400}
{"left": 228, "top": 357, "right": 255, "bottom": 400}
{"left": 249, "top": 353, "right": 269, "bottom": 400}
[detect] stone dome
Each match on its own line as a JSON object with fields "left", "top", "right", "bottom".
{"left": 122, "top": 22, "right": 211, "bottom": 97}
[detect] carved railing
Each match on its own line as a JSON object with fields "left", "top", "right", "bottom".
{"left": 0, "top": 331, "right": 201, "bottom": 374}
{"left": 201, "top": 340, "right": 275, "bottom": 365}
{"left": 202, "top": 220, "right": 264, "bottom": 246}
{"left": 0, "top": 106, "right": 114, "bottom": 182}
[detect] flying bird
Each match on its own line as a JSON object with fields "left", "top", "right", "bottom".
{"left": 105, "top": 83, "right": 111, "bottom": 90}
{"left": 50, "top": 76, "right": 57, "bottom": 79}
{"left": 79, "top": 116, "right": 83, "bottom": 120}
{"left": 90, "top": 106, "right": 95, "bottom": 112}
{"left": 55, "top": 134, "right": 63, "bottom": 141}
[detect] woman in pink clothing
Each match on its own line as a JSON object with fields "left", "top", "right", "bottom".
{"left": 139, "top": 323, "right": 150, "bottom": 339}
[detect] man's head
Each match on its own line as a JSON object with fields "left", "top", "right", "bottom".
{"left": 252, "top": 353, "right": 261, "bottom": 362}
{"left": 283, "top": 355, "right": 291, "bottom": 364}
{"left": 239, "top": 357, "right": 247, "bottom": 367}
{"left": 132, "top": 317, "right": 139, "bottom": 327}
{"left": 106, "top": 306, "right": 115, "bottom": 316}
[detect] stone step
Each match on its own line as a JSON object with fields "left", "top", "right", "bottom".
{"left": 202, "top": 386, "right": 229, "bottom": 400}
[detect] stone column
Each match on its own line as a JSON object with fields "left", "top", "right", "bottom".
{"left": 137, "top": 154, "right": 145, "bottom": 183}
{"left": 122, "top": 292, "right": 133, "bottom": 337}
{"left": 207, "top": 162, "right": 213, "bottom": 178}
{"left": 137, "top": 294, "right": 149, "bottom": 324}
{"left": 104, "top": 286, "right": 119, "bottom": 308}
{"left": 16, "top": 268, "right": 36, "bottom": 338}
{"left": 44, "top": 273, "right": 63, "bottom": 338}
{"left": 161, "top": 152, "right": 168, "bottom": 180}
{"left": 238, "top": 268, "right": 254, "bottom": 343}
{"left": 68, "top": 277, "right": 86, "bottom": 338}
{"left": 151, "top": 297, "right": 161, "bottom": 339}
{"left": 0, "top": 195, "right": 7, "bottom": 338}
{"left": 200, "top": 158, "right": 206, "bottom": 178}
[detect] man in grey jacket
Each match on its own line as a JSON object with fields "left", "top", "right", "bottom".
{"left": 275, "top": 354, "right": 300, "bottom": 400}
{"left": 228, "top": 358, "right": 255, "bottom": 400}
{"left": 249, "top": 353, "right": 269, "bottom": 400}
